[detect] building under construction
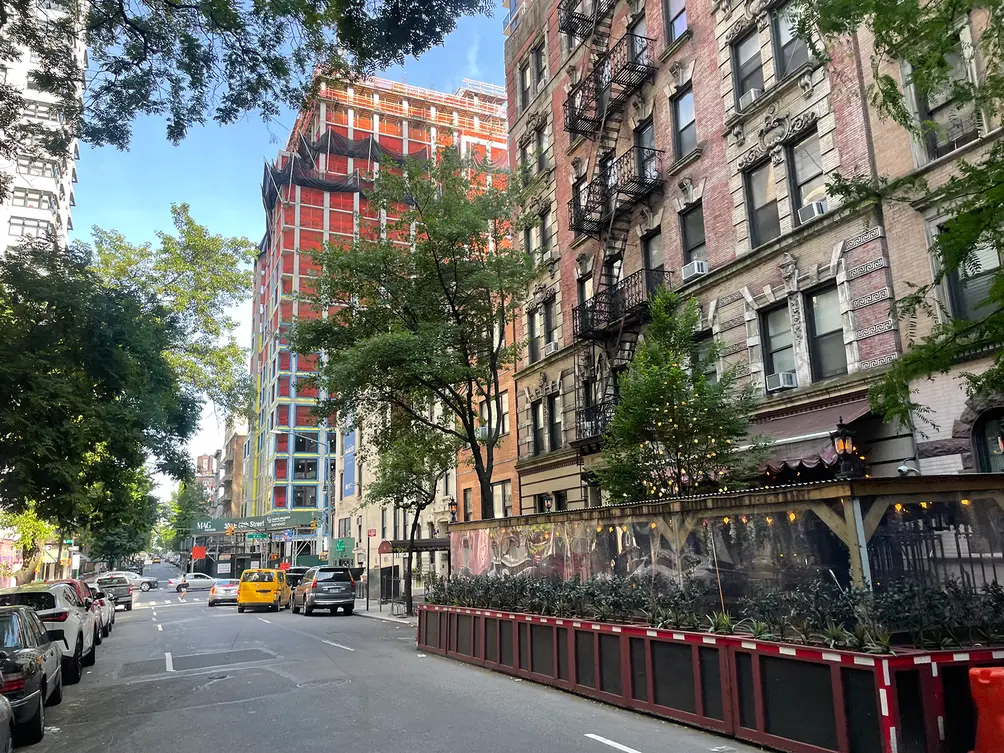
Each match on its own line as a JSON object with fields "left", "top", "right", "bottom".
{"left": 246, "top": 75, "right": 508, "bottom": 568}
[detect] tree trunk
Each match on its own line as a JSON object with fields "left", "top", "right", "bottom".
{"left": 405, "top": 508, "right": 422, "bottom": 616}
{"left": 15, "top": 548, "right": 41, "bottom": 585}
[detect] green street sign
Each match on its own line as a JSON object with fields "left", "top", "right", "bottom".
{"left": 335, "top": 540, "right": 345, "bottom": 552}
{"left": 63, "top": 539, "right": 73, "bottom": 545}
{"left": 247, "top": 533, "right": 268, "bottom": 540}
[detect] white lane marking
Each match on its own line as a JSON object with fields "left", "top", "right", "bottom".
{"left": 165, "top": 652, "right": 174, "bottom": 672}
{"left": 322, "top": 639, "right": 354, "bottom": 652}
{"left": 164, "top": 600, "right": 171, "bottom": 605}
{"left": 258, "top": 618, "right": 271, "bottom": 624}
{"left": 584, "top": 734, "right": 644, "bottom": 753}
{"left": 157, "top": 624, "right": 163, "bottom": 632}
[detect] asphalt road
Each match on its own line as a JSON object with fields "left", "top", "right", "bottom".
{"left": 32, "top": 564, "right": 761, "bottom": 753}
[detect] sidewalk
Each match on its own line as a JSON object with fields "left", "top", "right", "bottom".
{"left": 353, "top": 598, "right": 418, "bottom": 627}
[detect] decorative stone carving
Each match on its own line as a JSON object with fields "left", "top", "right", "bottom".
{"left": 737, "top": 104, "right": 819, "bottom": 169}
{"left": 734, "top": 361, "right": 752, "bottom": 377}
{"left": 731, "top": 122, "right": 745, "bottom": 146}
{"left": 575, "top": 252, "right": 593, "bottom": 279}
{"left": 755, "top": 10, "right": 769, "bottom": 30}
{"left": 571, "top": 157, "right": 584, "bottom": 179}
{"left": 846, "top": 257, "right": 887, "bottom": 281}
{"left": 845, "top": 226, "right": 884, "bottom": 252}
{"left": 798, "top": 69, "right": 814, "bottom": 98}
{"left": 779, "top": 252, "right": 798, "bottom": 292}
{"left": 860, "top": 353, "right": 898, "bottom": 370}
{"left": 679, "top": 176, "right": 695, "bottom": 205}
{"left": 720, "top": 315, "right": 746, "bottom": 331}
{"left": 722, "top": 342, "right": 746, "bottom": 356}
{"left": 788, "top": 294, "right": 804, "bottom": 351}
{"left": 854, "top": 319, "right": 894, "bottom": 340}
{"left": 725, "top": 0, "right": 769, "bottom": 42}
{"left": 531, "top": 282, "right": 555, "bottom": 308}
{"left": 851, "top": 287, "right": 890, "bottom": 310}
{"left": 719, "top": 291, "right": 744, "bottom": 306}
{"left": 538, "top": 371, "right": 549, "bottom": 390}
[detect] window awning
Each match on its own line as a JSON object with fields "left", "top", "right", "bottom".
{"left": 751, "top": 398, "right": 872, "bottom": 473}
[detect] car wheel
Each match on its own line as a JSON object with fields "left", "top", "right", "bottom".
{"left": 16, "top": 695, "right": 44, "bottom": 744}
{"left": 141, "top": 582, "right": 151, "bottom": 592}
{"left": 95, "top": 622, "right": 104, "bottom": 645}
{"left": 125, "top": 603, "right": 133, "bottom": 612}
{"left": 101, "top": 622, "right": 109, "bottom": 638}
{"left": 82, "top": 633, "right": 97, "bottom": 667}
{"left": 5, "top": 721, "right": 13, "bottom": 753}
{"left": 208, "top": 600, "right": 215, "bottom": 607}
{"left": 343, "top": 606, "right": 353, "bottom": 616}
{"left": 291, "top": 598, "right": 300, "bottom": 614}
{"left": 304, "top": 604, "right": 313, "bottom": 616}
{"left": 63, "top": 636, "right": 82, "bottom": 684}
{"left": 46, "top": 670, "right": 62, "bottom": 707}
{"left": 237, "top": 606, "right": 245, "bottom": 613}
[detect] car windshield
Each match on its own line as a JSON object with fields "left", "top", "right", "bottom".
{"left": 314, "top": 570, "right": 352, "bottom": 583}
{"left": 241, "top": 571, "right": 273, "bottom": 583}
{"left": 0, "top": 592, "right": 55, "bottom": 611}
{"left": 0, "top": 615, "right": 20, "bottom": 649}
{"left": 97, "top": 577, "right": 128, "bottom": 587}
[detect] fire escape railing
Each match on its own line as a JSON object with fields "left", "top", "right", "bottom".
{"left": 575, "top": 399, "right": 618, "bottom": 441}
{"left": 572, "top": 267, "right": 667, "bottom": 341}
{"left": 558, "top": 0, "right": 617, "bottom": 40}
{"left": 567, "top": 146, "right": 665, "bottom": 237}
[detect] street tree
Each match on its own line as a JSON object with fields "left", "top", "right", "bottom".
{"left": 363, "top": 413, "right": 462, "bottom": 615}
{"left": 796, "top": 0, "right": 1004, "bottom": 428}
{"left": 167, "top": 483, "right": 211, "bottom": 552}
{"left": 0, "top": 506, "right": 56, "bottom": 585}
{"left": 293, "top": 148, "right": 534, "bottom": 519}
{"left": 598, "top": 291, "right": 768, "bottom": 502}
{"left": 0, "top": 0, "right": 494, "bottom": 199}
{"left": 0, "top": 240, "right": 199, "bottom": 522}
{"left": 83, "top": 470, "right": 159, "bottom": 567}
{"left": 85, "top": 204, "right": 258, "bottom": 417}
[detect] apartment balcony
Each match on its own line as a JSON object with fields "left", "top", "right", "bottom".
{"left": 563, "top": 33, "right": 657, "bottom": 138}
{"left": 566, "top": 146, "right": 665, "bottom": 237}
{"left": 573, "top": 267, "right": 667, "bottom": 341}
{"left": 558, "top": 0, "right": 616, "bottom": 40}
{"left": 575, "top": 399, "right": 618, "bottom": 443}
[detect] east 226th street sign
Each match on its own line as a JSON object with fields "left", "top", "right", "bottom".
{"left": 192, "top": 511, "right": 317, "bottom": 535}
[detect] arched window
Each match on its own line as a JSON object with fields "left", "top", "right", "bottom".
{"left": 974, "top": 410, "right": 1004, "bottom": 472}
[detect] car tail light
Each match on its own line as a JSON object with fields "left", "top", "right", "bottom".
{"left": 310, "top": 577, "right": 318, "bottom": 590}
{"left": 350, "top": 576, "right": 356, "bottom": 587}
{"left": 128, "top": 586, "right": 133, "bottom": 594}
{"left": 48, "top": 610, "right": 70, "bottom": 622}
{"left": 210, "top": 587, "right": 216, "bottom": 595}
{"left": 0, "top": 673, "right": 25, "bottom": 693}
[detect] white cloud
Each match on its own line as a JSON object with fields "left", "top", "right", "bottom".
{"left": 466, "top": 32, "right": 482, "bottom": 80}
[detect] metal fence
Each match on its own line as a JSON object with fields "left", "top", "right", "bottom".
{"left": 868, "top": 527, "right": 1004, "bottom": 589}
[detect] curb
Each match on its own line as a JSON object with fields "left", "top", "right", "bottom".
{"left": 355, "top": 609, "right": 418, "bottom": 627}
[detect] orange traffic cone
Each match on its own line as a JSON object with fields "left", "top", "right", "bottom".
{"left": 970, "top": 667, "right": 1004, "bottom": 753}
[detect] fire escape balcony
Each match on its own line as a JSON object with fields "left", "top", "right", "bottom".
{"left": 572, "top": 267, "right": 667, "bottom": 341}
{"left": 558, "top": 0, "right": 616, "bottom": 40}
{"left": 566, "top": 146, "right": 665, "bottom": 237}
{"left": 563, "top": 33, "right": 657, "bottom": 138}
{"left": 575, "top": 398, "right": 618, "bottom": 442}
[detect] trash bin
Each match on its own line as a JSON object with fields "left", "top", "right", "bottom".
{"left": 969, "top": 667, "right": 1004, "bottom": 753}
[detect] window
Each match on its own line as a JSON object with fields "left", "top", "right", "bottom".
{"left": 746, "top": 161, "right": 781, "bottom": 247}
{"left": 393, "top": 507, "right": 399, "bottom": 539}
{"left": 572, "top": 176, "right": 586, "bottom": 234}
{"left": 338, "top": 471, "right": 344, "bottom": 500}
{"left": 357, "top": 516, "right": 362, "bottom": 543}
{"left": 634, "top": 120, "right": 656, "bottom": 178}
{"left": 463, "top": 488, "right": 472, "bottom": 521}
{"left": 294, "top": 432, "right": 318, "bottom": 452}
{"left": 519, "top": 141, "right": 531, "bottom": 174}
{"left": 774, "top": 3, "right": 809, "bottom": 79}
{"left": 578, "top": 274, "right": 594, "bottom": 305}
{"left": 539, "top": 206, "right": 551, "bottom": 259}
{"left": 695, "top": 335, "right": 718, "bottom": 383}
{"left": 604, "top": 256, "right": 623, "bottom": 286}
{"left": 492, "top": 480, "right": 513, "bottom": 518}
{"left": 535, "top": 495, "right": 551, "bottom": 514}
{"left": 500, "top": 391, "right": 511, "bottom": 434}
{"left": 974, "top": 410, "right": 1004, "bottom": 473}
{"left": 535, "top": 126, "right": 547, "bottom": 173}
{"left": 524, "top": 225, "right": 533, "bottom": 256}
{"left": 381, "top": 507, "right": 387, "bottom": 538}
{"left": 643, "top": 230, "right": 664, "bottom": 272}
{"left": 9, "top": 217, "right": 51, "bottom": 238}
{"left": 790, "top": 131, "right": 827, "bottom": 221}
{"left": 293, "top": 459, "right": 317, "bottom": 480}
{"left": 673, "top": 88, "right": 696, "bottom": 158}
{"left": 554, "top": 490, "right": 568, "bottom": 511}
{"left": 681, "top": 204, "right": 706, "bottom": 263}
{"left": 23, "top": 100, "right": 59, "bottom": 122}
{"left": 337, "top": 518, "right": 351, "bottom": 538}
{"left": 629, "top": 14, "right": 648, "bottom": 63}
{"left": 11, "top": 189, "right": 52, "bottom": 209}
{"left": 734, "top": 31, "right": 764, "bottom": 106}
{"left": 442, "top": 471, "right": 450, "bottom": 496}
{"left": 948, "top": 240, "right": 1001, "bottom": 322}
{"left": 532, "top": 44, "right": 546, "bottom": 88}
{"left": 520, "top": 62, "right": 531, "bottom": 110}
{"left": 543, "top": 299, "right": 557, "bottom": 345}
{"left": 528, "top": 309, "right": 540, "bottom": 362}
{"left": 292, "top": 486, "right": 318, "bottom": 507}
{"left": 806, "top": 285, "right": 846, "bottom": 380}
{"left": 664, "top": 0, "right": 686, "bottom": 42}
{"left": 532, "top": 400, "right": 545, "bottom": 455}
{"left": 916, "top": 43, "right": 980, "bottom": 160}
{"left": 762, "top": 306, "right": 795, "bottom": 376}
{"left": 16, "top": 156, "right": 56, "bottom": 177}
{"left": 548, "top": 393, "right": 563, "bottom": 450}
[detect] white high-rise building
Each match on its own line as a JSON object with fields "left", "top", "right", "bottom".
{"left": 0, "top": 3, "right": 85, "bottom": 251}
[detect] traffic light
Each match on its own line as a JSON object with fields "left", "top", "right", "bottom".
{"left": 225, "top": 524, "right": 236, "bottom": 536}
{"left": 310, "top": 518, "right": 318, "bottom": 531}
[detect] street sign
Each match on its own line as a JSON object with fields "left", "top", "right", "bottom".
{"left": 217, "top": 563, "right": 231, "bottom": 574}
{"left": 250, "top": 560, "right": 260, "bottom": 569}
{"left": 247, "top": 533, "right": 268, "bottom": 540}
{"left": 335, "top": 539, "right": 346, "bottom": 552}
{"left": 367, "top": 528, "right": 377, "bottom": 537}
{"left": 62, "top": 539, "right": 73, "bottom": 545}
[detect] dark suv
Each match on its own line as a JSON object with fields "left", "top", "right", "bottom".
{"left": 291, "top": 567, "right": 355, "bottom": 615}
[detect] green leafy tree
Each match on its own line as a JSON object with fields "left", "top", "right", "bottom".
{"left": 293, "top": 148, "right": 534, "bottom": 519}
{"left": 0, "top": 506, "right": 56, "bottom": 585}
{"left": 0, "top": 240, "right": 199, "bottom": 522}
{"left": 796, "top": 0, "right": 1004, "bottom": 427}
{"left": 363, "top": 413, "right": 462, "bottom": 615}
{"left": 84, "top": 204, "right": 258, "bottom": 416}
{"left": 167, "top": 483, "right": 211, "bottom": 552}
{"left": 598, "top": 291, "right": 768, "bottom": 501}
{"left": 83, "top": 470, "right": 159, "bottom": 567}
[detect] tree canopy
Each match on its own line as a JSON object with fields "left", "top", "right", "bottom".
{"left": 293, "top": 148, "right": 534, "bottom": 519}
{"left": 598, "top": 291, "right": 767, "bottom": 501}
{"left": 166, "top": 482, "right": 211, "bottom": 550}
{"left": 799, "top": 0, "right": 1004, "bottom": 428}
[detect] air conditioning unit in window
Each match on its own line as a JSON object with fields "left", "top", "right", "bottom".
{"left": 544, "top": 341, "right": 559, "bottom": 356}
{"left": 797, "top": 200, "right": 828, "bottom": 224}
{"left": 765, "top": 371, "right": 798, "bottom": 392}
{"left": 681, "top": 260, "right": 709, "bottom": 282}
{"left": 739, "top": 88, "right": 763, "bottom": 110}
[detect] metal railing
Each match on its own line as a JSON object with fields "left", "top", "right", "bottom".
{"left": 572, "top": 267, "right": 667, "bottom": 340}
{"left": 567, "top": 146, "right": 665, "bottom": 237}
{"left": 869, "top": 527, "right": 1004, "bottom": 589}
{"left": 558, "top": 0, "right": 616, "bottom": 40}
{"left": 563, "top": 34, "right": 658, "bottom": 137}
{"left": 575, "top": 399, "right": 618, "bottom": 441}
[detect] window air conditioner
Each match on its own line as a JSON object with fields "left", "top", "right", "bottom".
{"left": 739, "top": 88, "right": 763, "bottom": 110}
{"left": 797, "top": 200, "right": 828, "bottom": 224}
{"left": 681, "top": 259, "right": 709, "bottom": 282}
{"left": 544, "top": 341, "right": 559, "bottom": 356}
{"left": 765, "top": 371, "right": 798, "bottom": 392}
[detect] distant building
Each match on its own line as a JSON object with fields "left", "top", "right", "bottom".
{"left": 195, "top": 454, "right": 217, "bottom": 502}
{"left": 217, "top": 420, "right": 248, "bottom": 519}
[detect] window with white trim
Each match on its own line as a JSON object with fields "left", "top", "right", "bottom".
{"left": 9, "top": 217, "right": 52, "bottom": 237}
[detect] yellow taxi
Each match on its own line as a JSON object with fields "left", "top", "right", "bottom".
{"left": 237, "top": 569, "right": 291, "bottom": 612}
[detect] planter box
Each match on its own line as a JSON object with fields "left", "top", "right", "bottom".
{"left": 417, "top": 605, "right": 1004, "bottom": 753}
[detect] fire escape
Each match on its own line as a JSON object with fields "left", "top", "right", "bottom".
{"left": 560, "top": 0, "right": 665, "bottom": 447}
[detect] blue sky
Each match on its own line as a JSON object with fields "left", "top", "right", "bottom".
{"left": 68, "top": 12, "right": 507, "bottom": 495}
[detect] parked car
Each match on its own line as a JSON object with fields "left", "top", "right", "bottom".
{"left": 104, "top": 570, "right": 158, "bottom": 592}
{"left": 151, "top": 556, "right": 161, "bottom": 564}
{"left": 15, "top": 584, "right": 97, "bottom": 685}
{"left": 46, "top": 578, "right": 105, "bottom": 629}
{"left": 207, "top": 579, "right": 239, "bottom": 607}
{"left": 166, "top": 572, "right": 215, "bottom": 592}
{"left": 291, "top": 567, "right": 355, "bottom": 615}
{"left": 0, "top": 605, "right": 62, "bottom": 745}
{"left": 0, "top": 694, "right": 13, "bottom": 752}
{"left": 86, "top": 582, "right": 117, "bottom": 635}
{"left": 95, "top": 576, "right": 132, "bottom": 612}
{"left": 284, "top": 567, "right": 310, "bottom": 591}
{"left": 237, "top": 570, "right": 290, "bottom": 612}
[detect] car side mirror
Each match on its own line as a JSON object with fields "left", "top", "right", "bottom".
{"left": 95, "top": 591, "right": 106, "bottom": 599}
{"left": 85, "top": 597, "right": 93, "bottom": 608}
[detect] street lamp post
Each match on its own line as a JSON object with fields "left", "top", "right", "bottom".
{"left": 831, "top": 418, "right": 864, "bottom": 479}
{"left": 270, "top": 428, "right": 335, "bottom": 564}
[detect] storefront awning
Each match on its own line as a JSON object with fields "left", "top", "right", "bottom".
{"left": 752, "top": 398, "right": 871, "bottom": 473}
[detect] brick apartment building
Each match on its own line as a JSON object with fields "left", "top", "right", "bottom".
{"left": 501, "top": 0, "right": 1001, "bottom": 512}
{"left": 247, "top": 75, "right": 511, "bottom": 570}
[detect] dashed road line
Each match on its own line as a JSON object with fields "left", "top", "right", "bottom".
{"left": 165, "top": 652, "right": 174, "bottom": 672}
{"left": 157, "top": 624, "right": 163, "bottom": 632}
{"left": 584, "top": 734, "right": 644, "bottom": 753}
{"left": 322, "top": 640, "right": 354, "bottom": 652}
{"left": 258, "top": 618, "right": 271, "bottom": 624}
